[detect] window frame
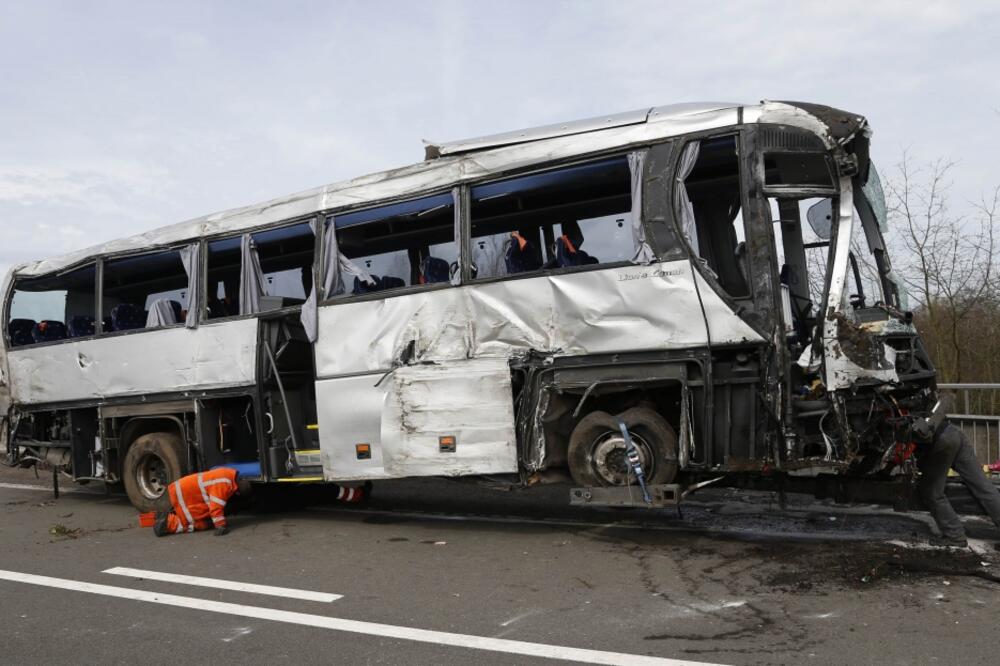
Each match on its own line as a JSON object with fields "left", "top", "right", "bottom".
{"left": 466, "top": 153, "right": 636, "bottom": 287}
{"left": 97, "top": 246, "right": 196, "bottom": 339}
{"left": 672, "top": 132, "right": 755, "bottom": 300}
{"left": 200, "top": 214, "right": 319, "bottom": 326}
{"left": 317, "top": 188, "right": 462, "bottom": 306}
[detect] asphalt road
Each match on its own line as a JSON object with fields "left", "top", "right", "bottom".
{"left": 2, "top": 464, "right": 999, "bottom": 666}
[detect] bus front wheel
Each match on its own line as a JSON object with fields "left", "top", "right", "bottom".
{"left": 567, "top": 407, "right": 678, "bottom": 487}
{"left": 122, "top": 432, "right": 184, "bottom": 512}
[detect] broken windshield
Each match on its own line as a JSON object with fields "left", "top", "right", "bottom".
{"left": 862, "top": 164, "right": 888, "bottom": 233}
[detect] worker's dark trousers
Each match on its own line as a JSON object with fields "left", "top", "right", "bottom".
{"left": 918, "top": 425, "right": 1000, "bottom": 540}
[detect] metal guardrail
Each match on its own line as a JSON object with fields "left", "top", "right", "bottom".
{"left": 937, "top": 384, "right": 1000, "bottom": 466}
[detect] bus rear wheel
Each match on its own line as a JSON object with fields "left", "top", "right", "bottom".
{"left": 122, "top": 432, "right": 185, "bottom": 512}
{"left": 567, "top": 407, "right": 678, "bottom": 487}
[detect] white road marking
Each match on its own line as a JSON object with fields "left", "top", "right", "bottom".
{"left": 0, "top": 569, "right": 723, "bottom": 666}
{"left": 103, "top": 567, "right": 342, "bottom": 603}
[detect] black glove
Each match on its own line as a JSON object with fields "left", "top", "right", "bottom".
{"left": 214, "top": 526, "right": 229, "bottom": 536}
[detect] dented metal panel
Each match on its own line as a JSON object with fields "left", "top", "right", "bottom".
{"left": 380, "top": 359, "right": 517, "bottom": 477}
{"left": 315, "top": 361, "right": 517, "bottom": 481}
{"left": 313, "top": 261, "right": 764, "bottom": 378}
{"left": 425, "top": 103, "right": 741, "bottom": 158}
{"left": 6, "top": 318, "right": 259, "bottom": 405}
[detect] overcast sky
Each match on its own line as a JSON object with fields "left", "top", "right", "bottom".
{"left": 1, "top": 0, "right": 998, "bottom": 277}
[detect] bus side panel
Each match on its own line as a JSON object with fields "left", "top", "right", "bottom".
{"left": 6, "top": 318, "right": 259, "bottom": 405}
{"left": 314, "top": 260, "right": 764, "bottom": 378}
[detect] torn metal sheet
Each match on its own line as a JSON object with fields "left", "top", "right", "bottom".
{"left": 425, "top": 102, "right": 740, "bottom": 158}
{"left": 313, "top": 260, "right": 764, "bottom": 378}
{"left": 9, "top": 101, "right": 836, "bottom": 280}
{"left": 821, "top": 177, "right": 899, "bottom": 391}
{"left": 5, "top": 318, "right": 259, "bottom": 405}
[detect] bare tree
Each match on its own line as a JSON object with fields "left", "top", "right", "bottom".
{"left": 883, "top": 154, "right": 999, "bottom": 382}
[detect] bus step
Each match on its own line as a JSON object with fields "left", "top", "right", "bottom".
{"left": 292, "top": 449, "right": 323, "bottom": 467}
{"left": 569, "top": 484, "right": 681, "bottom": 508}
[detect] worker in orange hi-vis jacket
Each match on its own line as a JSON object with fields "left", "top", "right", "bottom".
{"left": 150, "top": 468, "right": 367, "bottom": 537}
{"left": 153, "top": 467, "right": 246, "bottom": 537}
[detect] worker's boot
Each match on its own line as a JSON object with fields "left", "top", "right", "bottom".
{"left": 929, "top": 535, "right": 968, "bottom": 549}
{"left": 152, "top": 511, "right": 170, "bottom": 537}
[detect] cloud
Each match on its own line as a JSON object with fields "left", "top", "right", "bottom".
{"left": 0, "top": 0, "right": 998, "bottom": 281}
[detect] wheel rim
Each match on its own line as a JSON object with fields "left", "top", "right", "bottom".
{"left": 588, "top": 430, "right": 655, "bottom": 485}
{"left": 136, "top": 453, "right": 169, "bottom": 500}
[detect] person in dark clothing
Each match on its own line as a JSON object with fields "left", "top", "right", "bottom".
{"left": 912, "top": 402, "right": 1000, "bottom": 548}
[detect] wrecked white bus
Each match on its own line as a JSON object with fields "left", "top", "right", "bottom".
{"left": 0, "top": 101, "right": 936, "bottom": 512}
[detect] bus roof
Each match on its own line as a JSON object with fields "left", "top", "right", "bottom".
{"left": 8, "top": 100, "right": 862, "bottom": 279}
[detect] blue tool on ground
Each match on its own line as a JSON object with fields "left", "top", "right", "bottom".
{"left": 618, "top": 419, "right": 652, "bottom": 503}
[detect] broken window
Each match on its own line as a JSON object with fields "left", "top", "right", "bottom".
{"left": 206, "top": 236, "right": 242, "bottom": 320}
{"left": 678, "top": 136, "right": 750, "bottom": 297}
{"left": 469, "top": 156, "right": 633, "bottom": 280}
{"left": 102, "top": 250, "right": 189, "bottom": 330}
{"left": 770, "top": 197, "right": 834, "bottom": 344}
{"left": 335, "top": 192, "right": 457, "bottom": 294}
{"left": 6, "top": 264, "right": 97, "bottom": 346}
{"left": 252, "top": 221, "right": 315, "bottom": 310}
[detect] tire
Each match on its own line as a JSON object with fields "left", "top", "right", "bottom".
{"left": 122, "top": 432, "right": 185, "bottom": 512}
{"left": 567, "top": 407, "right": 678, "bottom": 487}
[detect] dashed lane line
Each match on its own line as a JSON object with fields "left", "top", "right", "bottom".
{"left": 103, "top": 567, "right": 342, "bottom": 603}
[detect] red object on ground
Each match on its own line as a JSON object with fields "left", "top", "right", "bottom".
{"left": 988, "top": 460, "right": 1000, "bottom": 473}
{"left": 138, "top": 512, "right": 156, "bottom": 528}
{"left": 337, "top": 486, "right": 364, "bottom": 503}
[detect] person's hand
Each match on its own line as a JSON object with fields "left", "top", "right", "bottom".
{"left": 214, "top": 526, "right": 229, "bottom": 536}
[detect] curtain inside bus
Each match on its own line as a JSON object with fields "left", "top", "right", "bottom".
{"left": 239, "top": 234, "right": 266, "bottom": 315}
{"left": 628, "top": 150, "right": 654, "bottom": 264}
{"left": 179, "top": 242, "right": 200, "bottom": 328}
{"left": 674, "top": 141, "right": 700, "bottom": 256}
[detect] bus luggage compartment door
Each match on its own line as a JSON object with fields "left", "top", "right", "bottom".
{"left": 379, "top": 357, "right": 518, "bottom": 478}
{"left": 315, "top": 357, "right": 517, "bottom": 480}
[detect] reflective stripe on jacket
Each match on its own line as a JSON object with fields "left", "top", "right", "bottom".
{"left": 165, "top": 468, "right": 238, "bottom": 534}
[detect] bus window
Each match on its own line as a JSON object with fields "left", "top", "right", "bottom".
{"left": 335, "top": 192, "right": 456, "bottom": 294}
{"left": 102, "top": 250, "right": 188, "bottom": 331}
{"left": 470, "top": 156, "right": 633, "bottom": 279}
{"left": 207, "top": 236, "right": 241, "bottom": 319}
{"left": 680, "top": 136, "right": 750, "bottom": 297}
{"left": 7, "top": 264, "right": 96, "bottom": 346}
{"left": 252, "top": 222, "right": 314, "bottom": 310}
